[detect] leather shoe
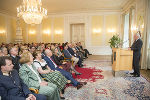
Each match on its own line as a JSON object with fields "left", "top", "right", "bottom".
{"left": 75, "top": 73, "right": 82, "bottom": 76}
{"left": 130, "top": 72, "right": 135, "bottom": 75}
{"left": 61, "top": 89, "right": 65, "bottom": 94}
{"left": 78, "top": 65, "right": 83, "bottom": 67}
{"left": 77, "top": 84, "right": 83, "bottom": 90}
{"left": 60, "top": 97, "right": 65, "bottom": 99}
{"left": 80, "top": 82, "right": 87, "bottom": 85}
{"left": 132, "top": 74, "right": 140, "bottom": 77}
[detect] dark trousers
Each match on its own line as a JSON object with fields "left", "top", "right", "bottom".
{"left": 33, "top": 93, "right": 47, "bottom": 100}
{"left": 84, "top": 49, "right": 90, "bottom": 55}
{"left": 133, "top": 55, "right": 141, "bottom": 76}
{"left": 56, "top": 67, "right": 79, "bottom": 86}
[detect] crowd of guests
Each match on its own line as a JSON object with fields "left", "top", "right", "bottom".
{"left": 0, "top": 42, "right": 92, "bottom": 100}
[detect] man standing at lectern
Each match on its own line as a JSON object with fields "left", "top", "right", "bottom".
{"left": 129, "top": 32, "right": 143, "bottom": 77}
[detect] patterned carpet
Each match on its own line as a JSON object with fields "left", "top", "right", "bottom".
{"left": 64, "top": 59, "right": 150, "bottom": 100}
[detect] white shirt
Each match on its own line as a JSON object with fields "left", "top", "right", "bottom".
{"left": 136, "top": 37, "right": 140, "bottom": 41}
{"left": 28, "top": 64, "right": 42, "bottom": 83}
{"left": 33, "top": 59, "right": 47, "bottom": 69}
{"left": 49, "top": 57, "right": 58, "bottom": 68}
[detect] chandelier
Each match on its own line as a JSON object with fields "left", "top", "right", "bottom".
{"left": 17, "top": 0, "right": 47, "bottom": 24}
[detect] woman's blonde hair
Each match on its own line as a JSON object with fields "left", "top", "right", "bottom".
{"left": 20, "top": 51, "right": 30, "bottom": 64}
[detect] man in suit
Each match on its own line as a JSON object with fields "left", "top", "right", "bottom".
{"left": 44, "top": 49, "right": 87, "bottom": 89}
{"left": 0, "top": 56, "right": 46, "bottom": 100}
{"left": 63, "top": 44, "right": 79, "bottom": 67}
{"left": 67, "top": 43, "right": 84, "bottom": 67}
{"left": 9, "top": 47, "right": 21, "bottom": 72}
{"left": 129, "top": 33, "right": 143, "bottom": 77}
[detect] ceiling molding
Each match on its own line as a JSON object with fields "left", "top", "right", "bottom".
{"left": 47, "top": 8, "right": 121, "bottom": 16}
{"left": 121, "top": 0, "right": 136, "bottom": 13}
{"left": 0, "top": 9, "right": 16, "bottom": 17}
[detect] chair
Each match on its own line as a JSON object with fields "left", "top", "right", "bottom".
{"left": 29, "top": 77, "right": 47, "bottom": 94}
{"left": 29, "top": 88, "right": 39, "bottom": 94}
{"left": 62, "top": 54, "right": 74, "bottom": 65}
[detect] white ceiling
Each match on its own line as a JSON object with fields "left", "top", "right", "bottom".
{"left": 0, "top": 0, "right": 129, "bottom": 16}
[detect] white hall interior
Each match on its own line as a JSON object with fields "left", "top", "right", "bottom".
{"left": 0, "top": 0, "right": 150, "bottom": 69}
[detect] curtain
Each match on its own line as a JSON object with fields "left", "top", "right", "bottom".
{"left": 147, "top": 0, "right": 150, "bottom": 69}
{"left": 121, "top": 14, "right": 125, "bottom": 45}
{"left": 129, "top": 8, "right": 132, "bottom": 47}
{"left": 141, "top": 0, "right": 150, "bottom": 69}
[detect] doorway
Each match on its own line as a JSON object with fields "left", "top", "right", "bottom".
{"left": 70, "top": 23, "right": 85, "bottom": 47}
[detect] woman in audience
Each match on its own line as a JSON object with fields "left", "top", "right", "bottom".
{"left": 52, "top": 48, "right": 81, "bottom": 75}
{"left": 19, "top": 51, "right": 61, "bottom": 100}
{"left": 33, "top": 50, "right": 70, "bottom": 99}
{"left": 19, "top": 46, "right": 29, "bottom": 56}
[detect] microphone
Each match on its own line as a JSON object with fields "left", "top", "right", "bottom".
{"left": 122, "top": 39, "right": 129, "bottom": 44}
{"left": 118, "top": 39, "right": 129, "bottom": 48}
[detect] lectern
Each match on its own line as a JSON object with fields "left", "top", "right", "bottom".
{"left": 112, "top": 48, "right": 133, "bottom": 76}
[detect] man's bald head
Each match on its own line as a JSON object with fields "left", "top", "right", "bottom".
{"left": 134, "top": 32, "right": 141, "bottom": 41}
{"left": 44, "top": 49, "right": 52, "bottom": 57}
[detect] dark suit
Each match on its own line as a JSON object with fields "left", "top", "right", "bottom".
{"left": 67, "top": 47, "right": 83, "bottom": 66}
{"left": 10, "top": 55, "right": 20, "bottom": 72}
{"left": 131, "top": 38, "right": 143, "bottom": 76}
{"left": 67, "top": 47, "right": 76, "bottom": 56}
{"left": 0, "top": 70, "right": 46, "bottom": 100}
{"left": 44, "top": 56, "right": 79, "bottom": 86}
{"left": 63, "top": 49, "right": 72, "bottom": 58}
{"left": 51, "top": 54, "right": 62, "bottom": 65}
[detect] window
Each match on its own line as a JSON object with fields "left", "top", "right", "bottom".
{"left": 123, "top": 13, "right": 129, "bottom": 48}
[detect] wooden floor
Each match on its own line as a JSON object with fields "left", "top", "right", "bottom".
{"left": 88, "top": 55, "right": 150, "bottom": 81}
{"left": 88, "top": 55, "right": 111, "bottom": 61}
{"left": 141, "top": 69, "right": 150, "bottom": 81}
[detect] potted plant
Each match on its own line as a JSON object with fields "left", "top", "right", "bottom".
{"left": 108, "top": 34, "right": 122, "bottom": 63}
{"left": 108, "top": 34, "right": 122, "bottom": 48}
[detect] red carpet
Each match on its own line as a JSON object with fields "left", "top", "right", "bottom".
{"left": 72, "top": 65, "right": 104, "bottom": 82}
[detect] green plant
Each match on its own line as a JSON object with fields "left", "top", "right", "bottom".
{"left": 108, "top": 34, "right": 122, "bottom": 48}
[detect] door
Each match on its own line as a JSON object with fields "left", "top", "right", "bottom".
{"left": 70, "top": 23, "right": 85, "bottom": 47}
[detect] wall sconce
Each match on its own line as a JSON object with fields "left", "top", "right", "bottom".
{"left": 29, "top": 30, "right": 36, "bottom": 34}
{"left": 0, "top": 30, "right": 5, "bottom": 34}
{"left": 108, "top": 29, "right": 116, "bottom": 33}
{"left": 131, "top": 26, "right": 138, "bottom": 31}
{"left": 141, "top": 24, "right": 144, "bottom": 29}
{"left": 93, "top": 29, "right": 101, "bottom": 34}
{"left": 43, "top": 30, "right": 50, "bottom": 35}
{"left": 55, "top": 30, "right": 62, "bottom": 34}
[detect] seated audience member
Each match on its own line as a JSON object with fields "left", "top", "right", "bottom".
{"left": 33, "top": 50, "right": 70, "bottom": 99}
{"left": 44, "top": 49, "right": 87, "bottom": 89}
{"left": 37, "top": 45, "right": 46, "bottom": 59}
{"left": 1, "top": 47, "right": 8, "bottom": 56}
{"left": 72, "top": 43, "right": 85, "bottom": 59}
{"left": 19, "top": 46, "right": 29, "bottom": 56}
{"left": 19, "top": 52, "right": 61, "bottom": 100}
{"left": 52, "top": 48, "right": 81, "bottom": 75}
{"left": 76, "top": 42, "right": 88, "bottom": 58}
{"left": 67, "top": 43, "right": 84, "bottom": 67}
{"left": 78, "top": 42, "right": 92, "bottom": 55}
{"left": 29, "top": 46, "right": 36, "bottom": 54}
{"left": 0, "top": 48, "right": 3, "bottom": 56}
{"left": 0, "top": 56, "right": 47, "bottom": 100}
{"left": 54, "top": 43, "right": 64, "bottom": 60}
{"left": 63, "top": 44, "right": 79, "bottom": 67}
{"left": 9, "top": 47, "right": 21, "bottom": 72}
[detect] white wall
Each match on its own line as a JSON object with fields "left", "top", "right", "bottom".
{"left": 49, "top": 11, "right": 121, "bottom": 55}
